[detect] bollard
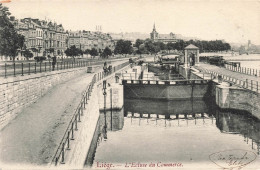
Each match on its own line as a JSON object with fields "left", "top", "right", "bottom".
{"left": 21, "top": 63, "right": 24, "bottom": 76}
{"left": 45, "top": 62, "right": 46, "bottom": 72}
{"left": 61, "top": 143, "right": 65, "bottom": 164}
{"left": 251, "top": 80, "right": 253, "bottom": 90}
{"left": 40, "top": 62, "right": 42, "bottom": 73}
{"left": 67, "top": 131, "right": 70, "bottom": 150}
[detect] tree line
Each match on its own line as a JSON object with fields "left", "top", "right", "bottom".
{"left": 133, "top": 39, "right": 231, "bottom": 55}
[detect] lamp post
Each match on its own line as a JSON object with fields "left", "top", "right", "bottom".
{"left": 103, "top": 80, "right": 107, "bottom": 140}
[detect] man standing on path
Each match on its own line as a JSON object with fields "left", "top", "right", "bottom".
{"left": 52, "top": 56, "right": 57, "bottom": 71}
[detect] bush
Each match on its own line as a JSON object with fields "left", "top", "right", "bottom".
{"left": 34, "top": 56, "right": 47, "bottom": 62}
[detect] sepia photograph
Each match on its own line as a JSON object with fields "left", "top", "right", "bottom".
{"left": 0, "top": 0, "right": 260, "bottom": 169}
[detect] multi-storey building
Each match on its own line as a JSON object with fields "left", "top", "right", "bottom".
{"left": 8, "top": 17, "right": 68, "bottom": 61}
{"left": 68, "top": 30, "right": 114, "bottom": 52}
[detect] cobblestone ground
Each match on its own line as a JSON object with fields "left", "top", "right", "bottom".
{"left": 195, "top": 63, "right": 260, "bottom": 82}
{"left": 0, "top": 60, "right": 127, "bottom": 167}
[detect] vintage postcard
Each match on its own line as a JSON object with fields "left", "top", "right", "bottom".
{"left": 0, "top": 0, "right": 259, "bottom": 169}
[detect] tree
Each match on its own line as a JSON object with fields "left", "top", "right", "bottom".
{"left": 31, "top": 47, "right": 38, "bottom": 58}
{"left": 23, "top": 49, "right": 33, "bottom": 60}
{"left": 65, "top": 45, "right": 81, "bottom": 61}
{"left": 114, "top": 40, "right": 133, "bottom": 55}
{"left": 89, "top": 48, "right": 98, "bottom": 58}
{"left": 84, "top": 49, "right": 91, "bottom": 55}
{"left": 102, "top": 47, "right": 112, "bottom": 58}
{"left": 17, "top": 34, "right": 25, "bottom": 56}
{"left": 134, "top": 39, "right": 144, "bottom": 49}
{"left": 138, "top": 44, "right": 148, "bottom": 54}
{"left": 0, "top": 4, "right": 25, "bottom": 62}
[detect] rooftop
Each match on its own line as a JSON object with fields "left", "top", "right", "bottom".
{"left": 185, "top": 44, "right": 199, "bottom": 49}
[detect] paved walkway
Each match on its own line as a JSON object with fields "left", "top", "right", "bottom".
{"left": 195, "top": 63, "right": 260, "bottom": 82}
{"left": 0, "top": 60, "right": 127, "bottom": 166}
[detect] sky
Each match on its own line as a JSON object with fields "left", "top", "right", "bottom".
{"left": 3, "top": 0, "right": 260, "bottom": 45}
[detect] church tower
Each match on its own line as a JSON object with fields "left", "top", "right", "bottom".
{"left": 150, "top": 23, "right": 158, "bottom": 41}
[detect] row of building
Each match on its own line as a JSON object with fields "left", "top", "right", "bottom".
{"left": 1, "top": 17, "right": 115, "bottom": 61}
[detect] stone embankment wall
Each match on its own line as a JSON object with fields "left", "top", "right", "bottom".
{"left": 179, "top": 65, "right": 260, "bottom": 119}
{"left": 0, "top": 68, "right": 90, "bottom": 130}
{"left": 216, "top": 84, "right": 260, "bottom": 119}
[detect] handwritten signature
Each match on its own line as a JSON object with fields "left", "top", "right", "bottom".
{"left": 209, "top": 149, "right": 257, "bottom": 169}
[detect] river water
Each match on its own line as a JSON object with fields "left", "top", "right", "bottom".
{"left": 85, "top": 98, "right": 260, "bottom": 170}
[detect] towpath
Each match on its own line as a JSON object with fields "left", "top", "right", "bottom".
{"left": 195, "top": 63, "right": 260, "bottom": 82}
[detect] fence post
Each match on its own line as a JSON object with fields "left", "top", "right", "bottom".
{"left": 71, "top": 123, "right": 74, "bottom": 140}
{"left": 61, "top": 143, "right": 65, "bottom": 164}
{"left": 257, "top": 81, "right": 258, "bottom": 92}
{"left": 28, "top": 63, "right": 30, "bottom": 75}
{"left": 40, "top": 62, "right": 42, "bottom": 73}
{"left": 4, "top": 63, "right": 7, "bottom": 78}
{"left": 84, "top": 96, "right": 86, "bottom": 109}
{"left": 251, "top": 80, "right": 253, "bottom": 91}
{"left": 75, "top": 116, "right": 78, "bottom": 131}
{"left": 13, "top": 63, "right": 16, "bottom": 77}
{"left": 45, "top": 62, "right": 47, "bottom": 72}
{"left": 78, "top": 108, "right": 81, "bottom": 122}
{"left": 21, "top": 63, "right": 24, "bottom": 76}
{"left": 67, "top": 131, "right": 70, "bottom": 150}
{"left": 246, "top": 79, "right": 248, "bottom": 88}
{"left": 35, "top": 63, "right": 36, "bottom": 74}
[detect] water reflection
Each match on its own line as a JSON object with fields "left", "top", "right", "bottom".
{"left": 85, "top": 99, "right": 260, "bottom": 168}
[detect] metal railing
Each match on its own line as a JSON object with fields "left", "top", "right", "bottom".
{"left": 224, "top": 64, "right": 260, "bottom": 77}
{"left": 198, "top": 67, "right": 260, "bottom": 93}
{"left": 0, "top": 60, "right": 113, "bottom": 78}
{"left": 122, "top": 79, "right": 210, "bottom": 85}
{"left": 51, "top": 61, "right": 130, "bottom": 166}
